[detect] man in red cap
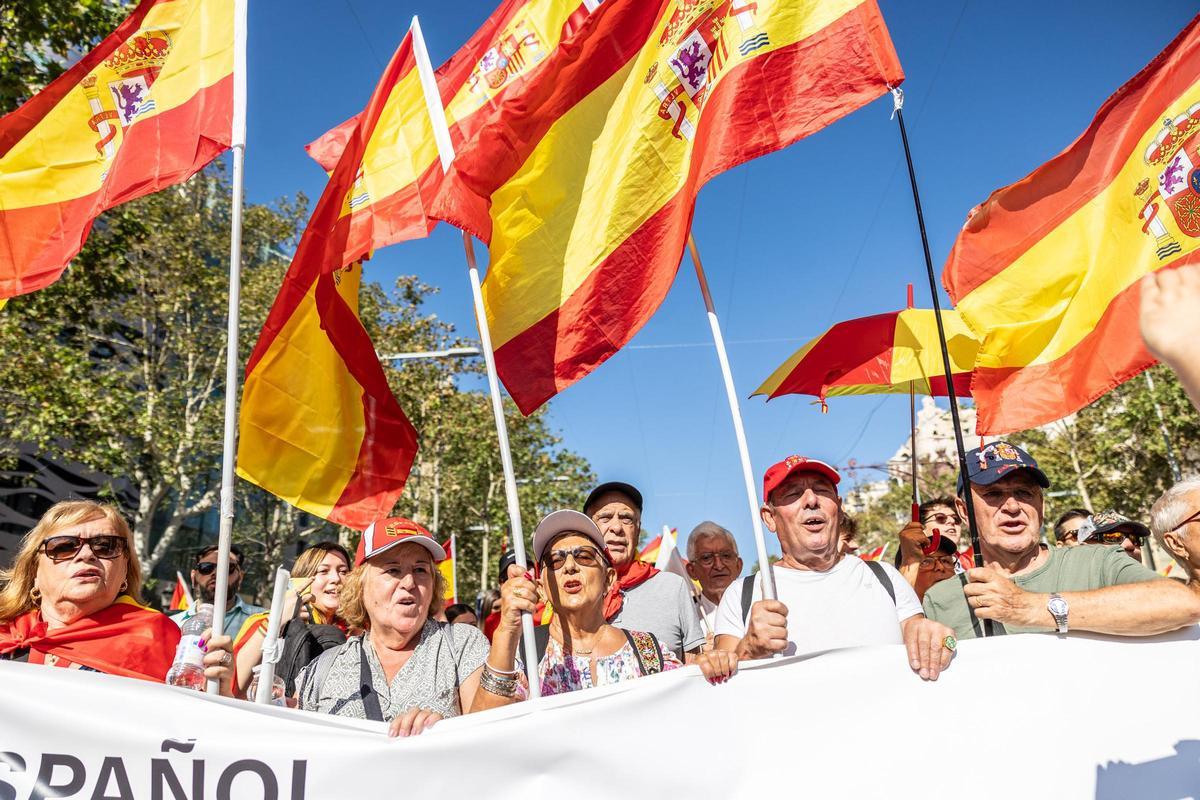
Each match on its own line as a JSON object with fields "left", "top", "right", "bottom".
{"left": 714, "top": 456, "right": 957, "bottom": 681}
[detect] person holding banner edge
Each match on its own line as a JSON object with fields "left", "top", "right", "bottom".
{"left": 921, "top": 442, "right": 1200, "bottom": 638}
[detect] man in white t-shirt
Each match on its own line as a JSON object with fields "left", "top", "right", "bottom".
{"left": 714, "top": 455, "right": 957, "bottom": 681}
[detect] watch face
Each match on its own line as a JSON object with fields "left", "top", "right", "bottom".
{"left": 1048, "top": 597, "right": 1068, "bottom": 616}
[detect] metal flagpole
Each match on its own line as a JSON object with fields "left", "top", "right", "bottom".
{"left": 208, "top": 0, "right": 251, "bottom": 692}
{"left": 687, "top": 235, "right": 777, "bottom": 601}
{"left": 907, "top": 284, "right": 921, "bottom": 521}
{"left": 890, "top": 88, "right": 990, "bottom": 636}
{"left": 411, "top": 17, "right": 540, "bottom": 696}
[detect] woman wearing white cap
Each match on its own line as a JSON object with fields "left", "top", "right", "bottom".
{"left": 293, "top": 517, "right": 523, "bottom": 737}
{"left": 482, "top": 510, "right": 738, "bottom": 697}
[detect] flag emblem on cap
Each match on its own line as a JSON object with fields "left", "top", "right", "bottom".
{"left": 384, "top": 520, "right": 423, "bottom": 537}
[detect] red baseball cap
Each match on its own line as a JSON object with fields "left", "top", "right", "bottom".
{"left": 356, "top": 516, "right": 446, "bottom": 567}
{"left": 762, "top": 455, "right": 841, "bottom": 502}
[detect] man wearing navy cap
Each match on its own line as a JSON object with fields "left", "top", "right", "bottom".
{"left": 923, "top": 441, "right": 1200, "bottom": 638}
{"left": 584, "top": 481, "right": 705, "bottom": 660}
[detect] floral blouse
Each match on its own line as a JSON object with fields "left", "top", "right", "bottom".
{"left": 536, "top": 630, "right": 681, "bottom": 697}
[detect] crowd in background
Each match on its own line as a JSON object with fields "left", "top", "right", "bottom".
{"left": 4, "top": 265, "right": 1200, "bottom": 736}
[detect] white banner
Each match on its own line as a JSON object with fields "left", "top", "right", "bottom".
{"left": 3, "top": 630, "right": 1200, "bottom": 799}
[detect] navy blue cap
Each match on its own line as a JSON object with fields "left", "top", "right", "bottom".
{"left": 957, "top": 441, "right": 1050, "bottom": 495}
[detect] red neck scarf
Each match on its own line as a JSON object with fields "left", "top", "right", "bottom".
{"left": 603, "top": 560, "right": 660, "bottom": 621}
{"left": 0, "top": 597, "right": 180, "bottom": 682}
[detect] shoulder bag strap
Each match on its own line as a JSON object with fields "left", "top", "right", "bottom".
{"left": 864, "top": 560, "right": 896, "bottom": 605}
{"left": 357, "top": 642, "right": 385, "bottom": 722}
{"left": 739, "top": 574, "right": 756, "bottom": 625}
{"left": 623, "top": 629, "right": 664, "bottom": 675}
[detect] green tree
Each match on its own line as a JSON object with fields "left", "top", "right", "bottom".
{"left": 1, "top": 0, "right": 134, "bottom": 115}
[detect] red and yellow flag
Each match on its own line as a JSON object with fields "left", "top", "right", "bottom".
{"left": 438, "top": 536, "right": 457, "bottom": 603}
{"left": 943, "top": 14, "right": 1200, "bottom": 434}
{"left": 753, "top": 308, "right": 978, "bottom": 403}
{"left": 168, "top": 573, "right": 190, "bottom": 612}
{"left": 433, "top": 0, "right": 904, "bottom": 413}
{"left": 0, "top": 0, "right": 234, "bottom": 300}
{"left": 236, "top": 34, "right": 420, "bottom": 530}
{"left": 302, "top": 0, "right": 598, "bottom": 258}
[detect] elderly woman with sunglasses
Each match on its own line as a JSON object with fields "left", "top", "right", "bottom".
{"left": 0, "top": 501, "right": 235, "bottom": 690}
{"left": 479, "top": 510, "right": 738, "bottom": 701}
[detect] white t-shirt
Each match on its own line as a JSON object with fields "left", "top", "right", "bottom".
{"left": 713, "top": 556, "right": 922, "bottom": 657}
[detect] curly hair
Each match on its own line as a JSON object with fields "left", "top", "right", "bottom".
{"left": 0, "top": 501, "right": 143, "bottom": 623}
{"left": 337, "top": 548, "right": 446, "bottom": 631}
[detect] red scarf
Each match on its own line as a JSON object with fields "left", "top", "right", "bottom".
{"left": 0, "top": 596, "right": 180, "bottom": 682}
{"left": 603, "top": 560, "right": 660, "bottom": 621}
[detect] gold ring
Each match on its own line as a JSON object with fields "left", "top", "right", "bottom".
{"left": 942, "top": 635, "right": 957, "bottom": 652}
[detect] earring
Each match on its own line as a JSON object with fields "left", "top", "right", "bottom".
{"left": 119, "top": 580, "right": 128, "bottom": 594}
{"left": 30, "top": 587, "right": 41, "bottom": 603}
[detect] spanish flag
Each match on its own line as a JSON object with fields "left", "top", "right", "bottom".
{"left": 169, "top": 571, "right": 191, "bottom": 612}
{"left": 236, "top": 33, "right": 420, "bottom": 530}
{"left": 943, "top": 14, "right": 1200, "bottom": 434}
{"left": 0, "top": 0, "right": 234, "bottom": 300}
{"left": 438, "top": 536, "right": 458, "bottom": 603}
{"left": 433, "top": 0, "right": 904, "bottom": 413}
{"left": 302, "top": 0, "right": 599, "bottom": 258}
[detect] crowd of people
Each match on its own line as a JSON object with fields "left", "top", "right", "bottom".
{"left": 3, "top": 266, "right": 1200, "bottom": 737}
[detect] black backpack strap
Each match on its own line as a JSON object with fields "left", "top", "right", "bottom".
{"left": 739, "top": 574, "right": 756, "bottom": 625}
{"left": 864, "top": 560, "right": 896, "bottom": 605}
{"left": 357, "top": 643, "right": 385, "bottom": 722}
{"left": 622, "top": 630, "right": 665, "bottom": 675}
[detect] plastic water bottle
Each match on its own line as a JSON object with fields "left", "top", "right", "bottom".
{"left": 165, "top": 603, "right": 213, "bottom": 690}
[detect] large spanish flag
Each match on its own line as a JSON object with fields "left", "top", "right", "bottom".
{"left": 943, "top": 14, "right": 1200, "bottom": 434}
{"left": 236, "top": 34, "right": 420, "bottom": 530}
{"left": 302, "top": 0, "right": 598, "bottom": 258}
{"left": 433, "top": 0, "right": 904, "bottom": 414}
{"left": 0, "top": 0, "right": 234, "bottom": 300}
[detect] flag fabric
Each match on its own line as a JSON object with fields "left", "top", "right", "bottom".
{"left": 0, "top": 0, "right": 235, "bottom": 300}
{"left": 858, "top": 545, "right": 885, "bottom": 562}
{"left": 236, "top": 35, "right": 420, "bottom": 530}
{"left": 753, "top": 307, "right": 978, "bottom": 406}
{"left": 433, "top": 0, "right": 904, "bottom": 414}
{"left": 169, "top": 572, "right": 190, "bottom": 612}
{"left": 302, "top": 0, "right": 598, "bottom": 258}
{"left": 942, "top": 14, "right": 1200, "bottom": 434}
{"left": 439, "top": 536, "right": 457, "bottom": 603}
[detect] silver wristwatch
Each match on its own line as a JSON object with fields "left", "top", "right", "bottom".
{"left": 1047, "top": 593, "right": 1069, "bottom": 634}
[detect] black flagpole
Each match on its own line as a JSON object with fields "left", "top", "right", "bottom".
{"left": 891, "top": 88, "right": 991, "bottom": 636}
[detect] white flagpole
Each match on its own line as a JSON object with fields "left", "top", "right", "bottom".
{"left": 254, "top": 567, "right": 290, "bottom": 704}
{"left": 208, "top": 0, "right": 249, "bottom": 694}
{"left": 411, "top": 16, "right": 541, "bottom": 698}
{"left": 687, "top": 235, "right": 777, "bottom": 601}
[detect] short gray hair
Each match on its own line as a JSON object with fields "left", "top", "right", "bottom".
{"left": 687, "top": 521, "right": 738, "bottom": 561}
{"left": 1150, "top": 478, "right": 1200, "bottom": 568}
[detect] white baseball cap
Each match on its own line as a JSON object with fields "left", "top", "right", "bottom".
{"left": 531, "top": 510, "right": 608, "bottom": 564}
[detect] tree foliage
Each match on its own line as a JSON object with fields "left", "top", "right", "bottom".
{"left": 0, "top": 0, "right": 134, "bottom": 115}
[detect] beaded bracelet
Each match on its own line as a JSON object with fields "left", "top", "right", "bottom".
{"left": 480, "top": 665, "right": 520, "bottom": 697}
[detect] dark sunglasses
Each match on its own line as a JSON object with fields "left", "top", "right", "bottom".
{"left": 925, "top": 513, "right": 961, "bottom": 526}
{"left": 41, "top": 535, "right": 126, "bottom": 563}
{"left": 544, "top": 545, "right": 607, "bottom": 571}
{"left": 1091, "top": 530, "right": 1144, "bottom": 545}
{"left": 195, "top": 560, "right": 240, "bottom": 575}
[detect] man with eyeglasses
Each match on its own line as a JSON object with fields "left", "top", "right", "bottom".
{"left": 922, "top": 442, "right": 1200, "bottom": 639}
{"left": 1151, "top": 479, "right": 1200, "bottom": 594}
{"left": 685, "top": 521, "right": 743, "bottom": 637}
{"left": 170, "top": 544, "right": 265, "bottom": 637}
{"left": 1081, "top": 510, "right": 1150, "bottom": 564}
{"left": 585, "top": 481, "right": 705, "bottom": 660}
{"left": 1053, "top": 509, "right": 1092, "bottom": 547}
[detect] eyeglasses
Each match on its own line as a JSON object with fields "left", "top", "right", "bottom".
{"left": 696, "top": 551, "right": 738, "bottom": 567}
{"left": 41, "top": 535, "right": 127, "bottom": 563}
{"left": 919, "top": 555, "right": 958, "bottom": 571}
{"left": 924, "top": 513, "right": 961, "bottom": 526}
{"left": 1169, "top": 508, "right": 1200, "bottom": 533}
{"left": 544, "top": 546, "right": 607, "bottom": 571}
{"left": 195, "top": 560, "right": 241, "bottom": 576}
{"left": 1090, "top": 530, "right": 1144, "bottom": 545}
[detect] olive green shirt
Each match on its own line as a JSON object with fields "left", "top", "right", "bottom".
{"left": 922, "top": 545, "right": 1161, "bottom": 639}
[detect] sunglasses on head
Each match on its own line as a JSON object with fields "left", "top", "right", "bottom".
{"left": 195, "top": 560, "right": 240, "bottom": 575}
{"left": 1092, "top": 530, "right": 1144, "bottom": 545}
{"left": 41, "top": 535, "right": 126, "bottom": 563}
{"left": 543, "top": 545, "right": 607, "bottom": 571}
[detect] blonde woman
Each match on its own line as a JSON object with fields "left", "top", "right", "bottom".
{"left": 0, "top": 500, "right": 233, "bottom": 689}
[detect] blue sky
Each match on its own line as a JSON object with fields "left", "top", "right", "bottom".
{"left": 238, "top": 0, "right": 1196, "bottom": 563}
